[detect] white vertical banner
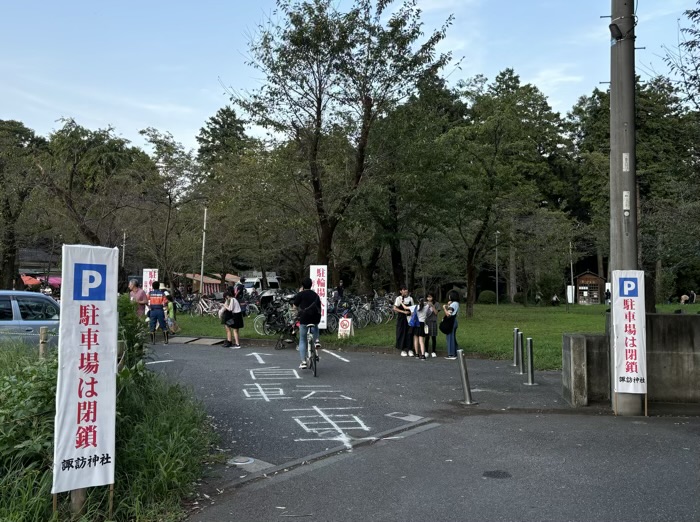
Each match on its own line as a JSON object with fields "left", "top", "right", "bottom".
{"left": 142, "top": 268, "right": 158, "bottom": 295}
{"left": 309, "top": 265, "right": 327, "bottom": 329}
{"left": 612, "top": 270, "right": 647, "bottom": 393}
{"left": 52, "top": 245, "right": 119, "bottom": 494}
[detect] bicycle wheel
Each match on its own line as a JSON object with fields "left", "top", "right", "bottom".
{"left": 246, "top": 304, "right": 260, "bottom": 317}
{"left": 253, "top": 314, "right": 267, "bottom": 336}
{"left": 325, "top": 314, "right": 339, "bottom": 333}
{"left": 264, "top": 317, "right": 279, "bottom": 336}
{"left": 309, "top": 345, "right": 317, "bottom": 377}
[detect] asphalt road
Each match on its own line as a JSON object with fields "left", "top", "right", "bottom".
{"left": 148, "top": 339, "right": 700, "bottom": 522}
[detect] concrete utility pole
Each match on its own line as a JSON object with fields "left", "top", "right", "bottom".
{"left": 609, "top": 0, "right": 642, "bottom": 416}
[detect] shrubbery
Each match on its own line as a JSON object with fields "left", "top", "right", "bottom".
{"left": 0, "top": 295, "right": 215, "bottom": 521}
{"left": 477, "top": 290, "right": 497, "bottom": 304}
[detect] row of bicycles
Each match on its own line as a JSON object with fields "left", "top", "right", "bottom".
{"left": 251, "top": 291, "right": 397, "bottom": 338}
{"left": 178, "top": 289, "right": 399, "bottom": 352}
{"left": 174, "top": 293, "right": 260, "bottom": 318}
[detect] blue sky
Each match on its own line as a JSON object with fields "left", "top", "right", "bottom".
{"left": 0, "top": 0, "right": 692, "bottom": 150}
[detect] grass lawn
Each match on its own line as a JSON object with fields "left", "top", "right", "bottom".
{"left": 174, "top": 303, "right": 700, "bottom": 370}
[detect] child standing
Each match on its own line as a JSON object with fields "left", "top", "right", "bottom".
{"left": 425, "top": 293, "right": 440, "bottom": 357}
{"left": 165, "top": 294, "right": 180, "bottom": 334}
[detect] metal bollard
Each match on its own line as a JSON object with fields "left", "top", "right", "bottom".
{"left": 457, "top": 349, "right": 478, "bottom": 405}
{"left": 512, "top": 328, "right": 519, "bottom": 366}
{"left": 518, "top": 331, "right": 525, "bottom": 375}
{"left": 524, "top": 338, "right": 538, "bottom": 386}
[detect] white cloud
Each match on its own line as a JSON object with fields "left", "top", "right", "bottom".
{"left": 416, "top": 0, "right": 480, "bottom": 14}
{"left": 527, "top": 65, "right": 584, "bottom": 92}
{"left": 637, "top": 1, "right": 687, "bottom": 23}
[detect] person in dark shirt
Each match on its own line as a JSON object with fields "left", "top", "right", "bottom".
{"left": 292, "top": 277, "right": 322, "bottom": 370}
{"left": 148, "top": 281, "right": 169, "bottom": 344}
{"left": 234, "top": 277, "right": 246, "bottom": 300}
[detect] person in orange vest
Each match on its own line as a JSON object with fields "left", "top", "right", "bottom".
{"left": 148, "top": 281, "right": 169, "bottom": 344}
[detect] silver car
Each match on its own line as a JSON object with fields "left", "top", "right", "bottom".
{"left": 0, "top": 290, "right": 60, "bottom": 346}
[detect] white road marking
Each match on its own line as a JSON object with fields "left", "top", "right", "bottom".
{"left": 246, "top": 352, "right": 269, "bottom": 364}
{"left": 243, "top": 383, "right": 291, "bottom": 401}
{"left": 322, "top": 349, "right": 349, "bottom": 362}
{"left": 250, "top": 367, "right": 301, "bottom": 380}
{"left": 386, "top": 412, "right": 424, "bottom": 422}
{"left": 145, "top": 360, "right": 174, "bottom": 365}
{"left": 287, "top": 405, "right": 370, "bottom": 450}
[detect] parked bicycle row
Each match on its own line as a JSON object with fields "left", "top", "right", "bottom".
{"left": 251, "top": 290, "right": 398, "bottom": 336}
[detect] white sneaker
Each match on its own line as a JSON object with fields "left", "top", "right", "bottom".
{"left": 231, "top": 344, "right": 241, "bottom": 350}
{"left": 401, "top": 351, "right": 408, "bottom": 357}
{"left": 408, "top": 350, "right": 415, "bottom": 357}
{"left": 431, "top": 352, "right": 437, "bottom": 358}
{"left": 299, "top": 361, "right": 308, "bottom": 369}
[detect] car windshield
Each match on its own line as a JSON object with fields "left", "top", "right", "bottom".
{"left": 244, "top": 282, "right": 255, "bottom": 288}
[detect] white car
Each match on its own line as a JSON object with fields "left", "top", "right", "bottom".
{"left": 0, "top": 290, "right": 60, "bottom": 346}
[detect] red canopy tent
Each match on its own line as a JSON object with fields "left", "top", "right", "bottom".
{"left": 40, "top": 276, "right": 62, "bottom": 287}
{"left": 21, "top": 274, "right": 41, "bottom": 286}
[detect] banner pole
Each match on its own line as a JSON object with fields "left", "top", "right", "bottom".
{"left": 644, "top": 394, "right": 648, "bottom": 417}
{"left": 109, "top": 483, "right": 114, "bottom": 519}
{"left": 52, "top": 493, "right": 57, "bottom": 513}
{"left": 70, "top": 488, "right": 86, "bottom": 517}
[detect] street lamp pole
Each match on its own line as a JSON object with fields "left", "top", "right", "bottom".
{"left": 495, "top": 231, "right": 500, "bottom": 305}
{"left": 199, "top": 207, "right": 207, "bottom": 295}
{"left": 121, "top": 230, "right": 126, "bottom": 268}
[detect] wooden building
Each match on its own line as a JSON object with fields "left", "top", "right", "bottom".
{"left": 575, "top": 271, "right": 606, "bottom": 305}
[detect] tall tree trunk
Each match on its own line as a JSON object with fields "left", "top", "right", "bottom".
{"left": 0, "top": 213, "right": 18, "bottom": 290}
{"left": 390, "top": 240, "right": 404, "bottom": 291}
{"left": 597, "top": 250, "right": 605, "bottom": 278}
{"left": 655, "top": 259, "right": 663, "bottom": 304}
{"left": 465, "top": 247, "right": 478, "bottom": 317}
{"left": 508, "top": 242, "right": 517, "bottom": 303}
{"left": 520, "top": 258, "right": 529, "bottom": 306}
{"left": 353, "top": 246, "right": 381, "bottom": 294}
{"left": 317, "top": 222, "right": 334, "bottom": 265}
{"left": 407, "top": 239, "right": 422, "bottom": 291}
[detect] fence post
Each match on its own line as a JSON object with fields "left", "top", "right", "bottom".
{"left": 457, "top": 349, "right": 478, "bottom": 405}
{"left": 518, "top": 331, "right": 525, "bottom": 375}
{"left": 512, "top": 327, "right": 519, "bottom": 367}
{"left": 524, "top": 337, "right": 538, "bottom": 386}
{"left": 39, "top": 327, "right": 48, "bottom": 359}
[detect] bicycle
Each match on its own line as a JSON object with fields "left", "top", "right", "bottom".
{"left": 302, "top": 323, "right": 320, "bottom": 377}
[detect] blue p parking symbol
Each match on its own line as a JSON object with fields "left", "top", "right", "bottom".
{"left": 619, "top": 277, "right": 638, "bottom": 297}
{"left": 73, "top": 264, "right": 107, "bottom": 301}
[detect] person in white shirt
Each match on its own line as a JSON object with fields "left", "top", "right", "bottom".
{"left": 393, "top": 285, "right": 414, "bottom": 357}
{"left": 222, "top": 287, "right": 244, "bottom": 349}
{"left": 410, "top": 297, "right": 430, "bottom": 359}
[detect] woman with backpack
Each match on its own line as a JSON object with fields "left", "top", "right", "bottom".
{"left": 409, "top": 297, "right": 429, "bottom": 360}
